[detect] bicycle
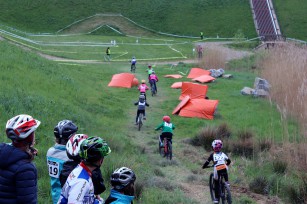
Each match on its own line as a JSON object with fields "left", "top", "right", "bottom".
{"left": 158, "top": 137, "right": 172, "bottom": 160}
{"left": 205, "top": 166, "right": 232, "bottom": 204}
{"left": 150, "top": 83, "right": 157, "bottom": 96}
{"left": 131, "top": 64, "right": 136, "bottom": 73}
{"left": 137, "top": 113, "right": 143, "bottom": 131}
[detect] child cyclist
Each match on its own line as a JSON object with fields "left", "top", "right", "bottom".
{"left": 146, "top": 65, "right": 154, "bottom": 80}
{"left": 130, "top": 56, "right": 137, "bottom": 72}
{"left": 202, "top": 139, "right": 231, "bottom": 204}
{"left": 138, "top": 80, "right": 149, "bottom": 100}
{"left": 60, "top": 134, "right": 107, "bottom": 200}
{"left": 47, "top": 120, "right": 78, "bottom": 204}
{"left": 134, "top": 95, "right": 149, "bottom": 124}
{"left": 155, "top": 116, "right": 175, "bottom": 147}
{"left": 149, "top": 71, "right": 159, "bottom": 93}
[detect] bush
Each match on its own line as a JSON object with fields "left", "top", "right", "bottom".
{"left": 217, "top": 122, "right": 232, "bottom": 138}
{"left": 272, "top": 160, "right": 287, "bottom": 174}
{"left": 190, "top": 126, "right": 217, "bottom": 151}
{"left": 231, "top": 129, "right": 256, "bottom": 158}
{"left": 249, "top": 176, "right": 269, "bottom": 195}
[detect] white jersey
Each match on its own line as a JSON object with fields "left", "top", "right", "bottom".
{"left": 57, "top": 163, "right": 100, "bottom": 204}
{"left": 213, "top": 152, "right": 229, "bottom": 167}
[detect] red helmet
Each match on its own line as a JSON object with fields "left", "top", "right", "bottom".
{"left": 162, "top": 115, "right": 171, "bottom": 123}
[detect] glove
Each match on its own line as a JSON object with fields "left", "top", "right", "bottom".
{"left": 202, "top": 164, "right": 207, "bottom": 169}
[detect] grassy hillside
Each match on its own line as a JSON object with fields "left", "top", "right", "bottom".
{"left": 0, "top": 0, "right": 256, "bottom": 38}
{"left": 274, "top": 0, "right": 307, "bottom": 41}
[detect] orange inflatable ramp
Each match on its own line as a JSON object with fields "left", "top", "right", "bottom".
{"left": 164, "top": 74, "right": 183, "bottom": 79}
{"left": 171, "top": 82, "right": 182, "bottom": 89}
{"left": 108, "top": 73, "right": 137, "bottom": 88}
{"left": 187, "top": 68, "right": 210, "bottom": 79}
{"left": 192, "top": 75, "right": 215, "bottom": 83}
{"left": 173, "top": 96, "right": 219, "bottom": 120}
{"left": 179, "top": 82, "right": 208, "bottom": 100}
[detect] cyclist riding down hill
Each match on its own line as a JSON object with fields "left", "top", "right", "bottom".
{"left": 134, "top": 95, "right": 149, "bottom": 125}
{"left": 138, "top": 80, "right": 149, "bottom": 100}
{"left": 60, "top": 134, "right": 107, "bottom": 198}
{"left": 202, "top": 139, "right": 231, "bottom": 204}
{"left": 58, "top": 136, "right": 111, "bottom": 204}
{"left": 146, "top": 65, "right": 154, "bottom": 80}
{"left": 155, "top": 116, "right": 175, "bottom": 147}
{"left": 149, "top": 71, "right": 159, "bottom": 93}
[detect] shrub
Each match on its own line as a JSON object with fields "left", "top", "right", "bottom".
{"left": 231, "top": 129, "right": 256, "bottom": 158}
{"left": 147, "top": 177, "right": 175, "bottom": 191}
{"left": 217, "top": 122, "right": 232, "bottom": 138}
{"left": 249, "top": 176, "right": 269, "bottom": 195}
{"left": 153, "top": 168, "right": 165, "bottom": 177}
{"left": 134, "top": 181, "right": 144, "bottom": 199}
{"left": 194, "top": 126, "right": 217, "bottom": 151}
{"left": 272, "top": 160, "right": 287, "bottom": 174}
{"left": 258, "top": 139, "right": 271, "bottom": 151}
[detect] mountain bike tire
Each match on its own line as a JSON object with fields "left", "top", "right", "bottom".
{"left": 138, "top": 113, "right": 143, "bottom": 131}
{"left": 167, "top": 140, "right": 172, "bottom": 160}
{"left": 221, "top": 182, "right": 232, "bottom": 204}
{"left": 159, "top": 141, "right": 164, "bottom": 156}
{"left": 209, "top": 173, "right": 215, "bottom": 201}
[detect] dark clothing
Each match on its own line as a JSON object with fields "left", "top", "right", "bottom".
{"left": 149, "top": 79, "right": 157, "bottom": 93}
{"left": 160, "top": 132, "right": 173, "bottom": 144}
{"left": 60, "top": 160, "right": 106, "bottom": 195}
{"left": 0, "top": 143, "right": 37, "bottom": 204}
{"left": 134, "top": 99, "right": 149, "bottom": 123}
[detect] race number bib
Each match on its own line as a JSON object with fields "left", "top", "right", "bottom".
{"left": 48, "top": 160, "right": 60, "bottom": 178}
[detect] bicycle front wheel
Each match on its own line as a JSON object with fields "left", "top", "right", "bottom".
{"left": 209, "top": 173, "right": 215, "bottom": 201}
{"left": 221, "top": 182, "right": 232, "bottom": 204}
{"left": 138, "top": 114, "right": 143, "bottom": 131}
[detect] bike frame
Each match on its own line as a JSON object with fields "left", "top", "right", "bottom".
{"left": 137, "top": 113, "right": 143, "bottom": 131}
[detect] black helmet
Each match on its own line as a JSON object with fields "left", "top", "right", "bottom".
{"left": 79, "top": 136, "right": 111, "bottom": 163}
{"left": 54, "top": 120, "right": 78, "bottom": 139}
{"left": 111, "top": 167, "right": 136, "bottom": 190}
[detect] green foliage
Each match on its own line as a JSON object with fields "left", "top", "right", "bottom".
{"left": 249, "top": 176, "right": 269, "bottom": 195}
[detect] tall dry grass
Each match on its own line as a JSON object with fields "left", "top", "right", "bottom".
{"left": 198, "top": 44, "right": 228, "bottom": 69}
{"left": 258, "top": 43, "right": 307, "bottom": 137}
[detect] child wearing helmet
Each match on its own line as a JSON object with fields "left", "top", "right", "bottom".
{"left": 149, "top": 71, "right": 159, "bottom": 93}
{"left": 105, "top": 167, "right": 136, "bottom": 204}
{"left": 59, "top": 134, "right": 107, "bottom": 198}
{"left": 202, "top": 139, "right": 231, "bottom": 203}
{"left": 155, "top": 116, "right": 175, "bottom": 146}
{"left": 146, "top": 65, "right": 154, "bottom": 79}
{"left": 0, "top": 114, "right": 40, "bottom": 204}
{"left": 46, "top": 120, "right": 78, "bottom": 204}
{"left": 134, "top": 94, "right": 149, "bottom": 124}
{"left": 138, "top": 80, "right": 149, "bottom": 100}
{"left": 58, "top": 136, "right": 111, "bottom": 204}
{"left": 130, "top": 57, "right": 137, "bottom": 72}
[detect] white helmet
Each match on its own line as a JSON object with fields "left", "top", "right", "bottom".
{"left": 212, "top": 139, "right": 223, "bottom": 151}
{"left": 66, "top": 134, "right": 89, "bottom": 160}
{"left": 6, "top": 114, "right": 41, "bottom": 140}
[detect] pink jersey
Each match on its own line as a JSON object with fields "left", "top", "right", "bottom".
{"left": 138, "top": 84, "right": 149, "bottom": 92}
{"left": 149, "top": 74, "right": 158, "bottom": 81}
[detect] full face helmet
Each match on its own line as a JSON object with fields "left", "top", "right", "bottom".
{"left": 54, "top": 120, "right": 78, "bottom": 139}
{"left": 212, "top": 139, "right": 223, "bottom": 152}
{"left": 66, "top": 134, "right": 89, "bottom": 160}
{"left": 79, "top": 136, "right": 111, "bottom": 163}
{"left": 162, "top": 115, "right": 171, "bottom": 123}
{"left": 6, "top": 114, "right": 41, "bottom": 144}
{"left": 139, "top": 95, "right": 145, "bottom": 100}
{"left": 110, "top": 167, "right": 136, "bottom": 190}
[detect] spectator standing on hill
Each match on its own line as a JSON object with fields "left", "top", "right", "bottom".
{"left": 60, "top": 134, "right": 107, "bottom": 199}
{"left": 105, "top": 47, "right": 111, "bottom": 61}
{"left": 200, "top": 32, "right": 204, "bottom": 40}
{"left": 47, "top": 120, "right": 78, "bottom": 204}
{"left": 58, "top": 136, "right": 111, "bottom": 204}
{"left": 197, "top": 45, "right": 203, "bottom": 59}
{"left": 0, "top": 114, "right": 40, "bottom": 204}
{"left": 105, "top": 167, "right": 136, "bottom": 204}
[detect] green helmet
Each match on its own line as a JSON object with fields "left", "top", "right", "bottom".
{"left": 79, "top": 136, "right": 111, "bottom": 163}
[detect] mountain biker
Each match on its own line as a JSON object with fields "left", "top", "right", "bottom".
{"left": 0, "top": 114, "right": 40, "bottom": 204}
{"left": 138, "top": 80, "right": 149, "bottom": 100}
{"left": 58, "top": 136, "right": 111, "bottom": 204}
{"left": 130, "top": 56, "right": 137, "bottom": 72}
{"left": 202, "top": 139, "right": 231, "bottom": 204}
{"left": 149, "top": 71, "right": 159, "bottom": 93}
{"left": 134, "top": 95, "right": 149, "bottom": 125}
{"left": 60, "top": 134, "right": 107, "bottom": 199}
{"left": 105, "top": 167, "right": 136, "bottom": 204}
{"left": 155, "top": 116, "right": 175, "bottom": 147}
{"left": 47, "top": 120, "right": 78, "bottom": 204}
{"left": 146, "top": 65, "right": 154, "bottom": 80}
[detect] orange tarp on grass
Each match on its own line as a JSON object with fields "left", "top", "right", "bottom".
{"left": 171, "top": 82, "right": 182, "bottom": 89}
{"left": 108, "top": 73, "right": 137, "bottom": 88}
{"left": 164, "top": 74, "right": 183, "bottom": 79}
{"left": 192, "top": 75, "right": 215, "bottom": 83}
{"left": 187, "top": 68, "right": 210, "bottom": 79}
{"left": 132, "top": 78, "right": 139, "bottom": 86}
{"left": 173, "top": 96, "right": 219, "bottom": 120}
{"left": 179, "top": 82, "right": 208, "bottom": 100}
